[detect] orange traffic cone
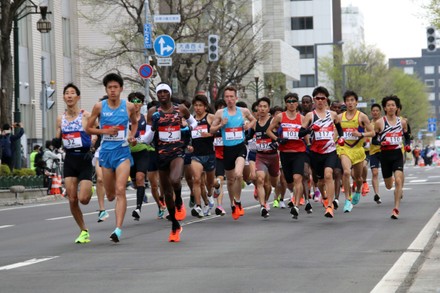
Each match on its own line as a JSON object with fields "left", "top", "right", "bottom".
{"left": 50, "top": 174, "right": 62, "bottom": 195}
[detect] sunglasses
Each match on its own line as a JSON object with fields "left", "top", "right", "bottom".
{"left": 130, "top": 98, "right": 142, "bottom": 104}
{"left": 286, "top": 99, "right": 298, "bottom": 104}
{"left": 315, "top": 96, "right": 327, "bottom": 101}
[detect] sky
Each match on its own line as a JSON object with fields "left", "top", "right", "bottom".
{"left": 341, "top": 0, "right": 430, "bottom": 59}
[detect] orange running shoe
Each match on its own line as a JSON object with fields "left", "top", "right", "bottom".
{"left": 175, "top": 204, "right": 186, "bottom": 221}
{"left": 168, "top": 227, "right": 183, "bottom": 242}
{"left": 391, "top": 208, "right": 399, "bottom": 219}
{"left": 321, "top": 197, "right": 329, "bottom": 208}
{"left": 299, "top": 197, "right": 305, "bottom": 206}
{"left": 235, "top": 200, "right": 245, "bottom": 216}
{"left": 324, "top": 206, "right": 334, "bottom": 218}
{"left": 231, "top": 205, "right": 240, "bottom": 220}
{"left": 361, "top": 182, "right": 370, "bottom": 196}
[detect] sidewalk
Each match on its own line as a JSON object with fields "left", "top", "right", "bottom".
{"left": 407, "top": 228, "right": 440, "bottom": 292}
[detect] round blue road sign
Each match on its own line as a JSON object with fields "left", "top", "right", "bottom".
{"left": 138, "top": 64, "right": 153, "bottom": 79}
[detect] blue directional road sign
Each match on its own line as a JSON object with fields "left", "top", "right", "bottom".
{"left": 144, "top": 24, "right": 152, "bottom": 49}
{"left": 153, "top": 35, "right": 175, "bottom": 58}
{"left": 428, "top": 117, "right": 437, "bottom": 132}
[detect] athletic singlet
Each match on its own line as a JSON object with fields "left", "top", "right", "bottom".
{"left": 255, "top": 117, "right": 276, "bottom": 154}
{"left": 310, "top": 110, "right": 336, "bottom": 154}
{"left": 191, "top": 114, "right": 214, "bottom": 156}
{"left": 341, "top": 110, "right": 364, "bottom": 148}
{"left": 278, "top": 112, "right": 306, "bottom": 153}
{"left": 154, "top": 105, "right": 185, "bottom": 157}
{"left": 61, "top": 110, "right": 92, "bottom": 152}
{"left": 213, "top": 130, "right": 224, "bottom": 159}
{"left": 130, "top": 114, "right": 149, "bottom": 153}
{"left": 379, "top": 116, "right": 403, "bottom": 151}
{"left": 100, "top": 100, "right": 129, "bottom": 151}
{"left": 221, "top": 107, "right": 245, "bottom": 147}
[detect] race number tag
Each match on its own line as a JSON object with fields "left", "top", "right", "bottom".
{"left": 213, "top": 136, "right": 224, "bottom": 146}
{"left": 256, "top": 138, "right": 272, "bottom": 151}
{"left": 158, "top": 125, "right": 181, "bottom": 142}
{"left": 281, "top": 123, "right": 300, "bottom": 140}
{"left": 225, "top": 127, "right": 243, "bottom": 140}
{"left": 102, "top": 125, "right": 125, "bottom": 141}
{"left": 191, "top": 124, "right": 208, "bottom": 139}
{"left": 62, "top": 132, "right": 83, "bottom": 149}
{"left": 342, "top": 128, "right": 359, "bottom": 141}
{"left": 314, "top": 126, "right": 334, "bottom": 140}
{"left": 385, "top": 132, "right": 402, "bottom": 145}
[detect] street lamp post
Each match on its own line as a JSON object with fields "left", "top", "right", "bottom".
{"left": 12, "top": 2, "right": 52, "bottom": 169}
{"left": 254, "top": 76, "right": 260, "bottom": 101}
{"left": 314, "top": 41, "right": 344, "bottom": 86}
{"left": 342, "top": 63, "right": 368, "bottom": 96}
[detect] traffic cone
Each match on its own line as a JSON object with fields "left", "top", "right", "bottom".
{"left": 50, "top": 174, "right": 62, "bottom": 195}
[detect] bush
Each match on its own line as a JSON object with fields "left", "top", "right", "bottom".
{"left": 0, "top": 164, "right": 11, "bottom": 176}
{"left": 12, "top": 168, "right": 36, "bottom": 176}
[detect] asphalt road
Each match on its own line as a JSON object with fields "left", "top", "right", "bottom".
{"left": 0, "top": 165, "right": 439, "bottom": 293}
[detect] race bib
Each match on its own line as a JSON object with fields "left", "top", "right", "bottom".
{"left": 213, "top": 136, "right": 224, "bottom": 146}
{"left": 158, "top": 125, "right": 181, "bottom": 142}
{"left": 256, "top": 138, "right": 272, "bottom": 151}
{"left": 281, "top": 123, "right": 300, "bottom": 140}
{"left": 62, "top": 132, "right": 83, "bottom": 149}
{"left": 385, "top": 132, "right": 402, "bottom": 145}
{"left": 342, "top": 128, "right": 359, "bottom": 141}
{"left": 102, "top": 125, "right": 125, "bottom": 141}
{"left": 314, "top": 126, "right": 334, "bottom": 141}
{"left": 225, "top": 127, "right": 243, "bottom": 140}
{"left": 191, "top": 124, "right": 208, "bottom": 139}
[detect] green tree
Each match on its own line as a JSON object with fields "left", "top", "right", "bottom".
{"left": 319, "top": 44, "right": 429, "bottom": 132}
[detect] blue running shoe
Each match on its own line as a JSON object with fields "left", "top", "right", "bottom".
{"left": 97, "top": 210, "right": 109, "bottom": 223}
{"left": 157, "top": 208, "right": 165, "bottom": 219}
{"left": 110, "top": 228, "right": 122, "bottom": 243}
{"left": 352, "top": 192, "right": 361, "bottom": 205}
{"left": 343, "top": 200, "right": 353, "bottom": 213}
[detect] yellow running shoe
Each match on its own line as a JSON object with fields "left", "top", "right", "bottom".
{"left": 75, "top": 230, "right": 90, "bottom": 244}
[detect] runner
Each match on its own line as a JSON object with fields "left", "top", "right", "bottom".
{"left": 330, "top": 100, "right": 343, "bottom": 209}
{"left": 337, "top": 90, "right": 374, "bottom": 212}
{"left": 190, "top": 94, "right": 216, "bottom": 218}
{"left": 374, "top": 95, "right": 410, "bottom": 219}
{"left": 54, "top": 83, "right": 95, "bottom": 243}
{"left": 142, "top": 83, "right": 195, "bottom": 241}
{"left": 369, "top": 103, "right": 383, "bottom": 204}
{"left": 301, "top": 86, "right": 344, "bottom": 218}
{"left": 86, "top": 73, "right": 138, "bottom": 242}
{"left": 266, "top": 93, "right": 306, "bottom": 219}
{"left": 127, "top": 92, "right": 150, "bottom": 221}
{"left": 210, "top": 86, "right": 256, "bottom": 220}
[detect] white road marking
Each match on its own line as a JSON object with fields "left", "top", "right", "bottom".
{"left": 371, "top": 207, "right": 440, "bottom": 292}
{"left": 0, "top": 225, "right": 14, "bottom": 229}
{"left": 409, "top": 179, "right": 428, "bottom": 183}
{"left": 0, "top": 256, "right": 58, "bottom": 271}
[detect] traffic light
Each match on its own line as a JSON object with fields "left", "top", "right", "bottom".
{"left": 208, "top": 34, "right": 219, "bottom": 62}
{"left": 39, "top": 85, "right": 55, "bottom": 110}
{"left": 427, "top": 26, "right": 436, "bottom": 52}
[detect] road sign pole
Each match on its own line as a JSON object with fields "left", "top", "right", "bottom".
{"left": 144, "top": 0, "right": 151, "bottom": 104}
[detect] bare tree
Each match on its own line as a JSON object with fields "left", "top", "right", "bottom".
{"left": 0, "top": 0, "right": 27, "bottom": 126}
{"left": 79, "top": 0, "right": 265, "bottom": 101}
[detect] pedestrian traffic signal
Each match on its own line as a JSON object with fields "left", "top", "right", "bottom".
{"left": 427, "top": 26, "right": 436, "bottom": 52}
{"left": 40, "top": 85, "right": 55, "bottom": 110}
{"left": 208, "top": 34, "right": 219, "bottom": 62}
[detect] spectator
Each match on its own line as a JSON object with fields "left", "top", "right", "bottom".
{"left": 412, "top": 146, "right": 421, "bottom": 166}
{"left": 0, "top": 123, "right": 24, "bottom": 171}
{"left": 42, "top": 140, "right": 62, "bottom": 172}
{"left": 29, "top": 145, "right": 41, "bottom": 170}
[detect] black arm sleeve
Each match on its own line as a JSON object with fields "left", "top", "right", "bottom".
{"left": 335, "top": 123, "right": 344, "bottom": 137}
{"left": 245, "top": 128, "right": 255, "bottom": 141}
{"left": 403, "top": 131, "right": 411, "bottom": 146}
{"left": 299, "top": 127, "right": 311, "bottom": 138}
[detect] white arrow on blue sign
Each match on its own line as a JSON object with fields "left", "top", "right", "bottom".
{"left": 153, "top": 35, "right": 175, "bottom": 58}
{"left": 428, "top": 123, "right": 436, "bottom": 132}
{"left": 144, "top": 24, "right": 152, "bottom": 49}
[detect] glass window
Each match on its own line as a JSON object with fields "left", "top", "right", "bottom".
{"left": 425, "top": 66, "right": 435, "bottom": 74}
{"left": 294, "top": 46, "right": 314, "bottom": 59}
{"left": 62, "top": 18, "right": 71, "bottom": 57}
{"left": 292, "top": 75, "right": 315, "bottom": 88}
{"left": 428, "top": 92, "right": 435, "bottom": 101}
{"left": 426, "top": 79, "right": 435, "bottom": 87}
{"left": 403, "top": 67, "right": 414, "bottom": 75}
{"left": 291, "top": 17, "right": 313, "bottom": 30}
